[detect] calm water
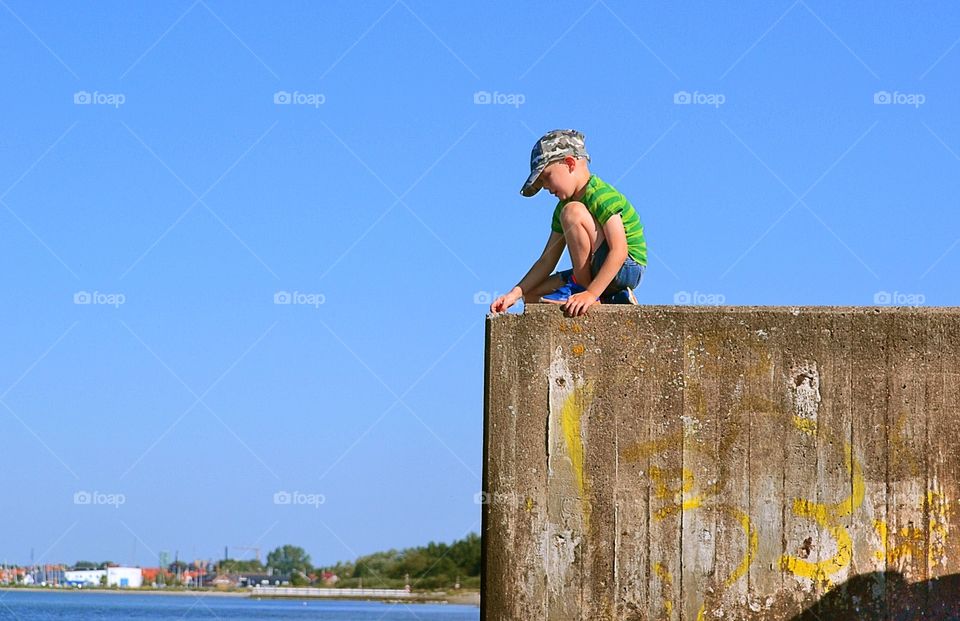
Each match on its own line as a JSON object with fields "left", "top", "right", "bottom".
{"left": 0, "top": 591, "right": 480, "bottom": 620}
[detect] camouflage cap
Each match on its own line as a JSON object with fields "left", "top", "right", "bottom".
{"left": 520, "top": 129, "right": 590, "bottom": 197}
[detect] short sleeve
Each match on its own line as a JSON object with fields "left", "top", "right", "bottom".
{"left": 550, "top": 201, "right": 564, "bottom": 234}
{"left": 587, "top": 188, "right": 625, "bottom": 226}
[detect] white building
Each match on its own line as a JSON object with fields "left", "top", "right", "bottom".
{"left": 64, "top": 567, "right": 143, "bottom": 588}
{"left": 107, "top": 567, "right": 143, "bottom": 588}
{"left": 64, "top": 569, "right": 103, "bottom": 586}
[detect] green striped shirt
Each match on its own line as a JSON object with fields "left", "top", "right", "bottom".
{"left": 551, "top": 175, "right": 647, "bottom": 265}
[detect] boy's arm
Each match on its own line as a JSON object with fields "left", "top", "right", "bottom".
{"left": 516, "top": 231, "right": 566, "bottom": 294}
{"left": 490, "top": 231, "right": 566, "bottom": 312}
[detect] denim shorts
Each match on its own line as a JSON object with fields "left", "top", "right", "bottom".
{"left": 557, "top": 241, "right": 645, "bottom": 294}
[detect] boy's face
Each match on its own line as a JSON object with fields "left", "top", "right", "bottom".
{"left": 538, "top": 157, "right": 580, "bottom": 200}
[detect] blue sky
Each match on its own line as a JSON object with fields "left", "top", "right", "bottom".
{"left": 1, "top": 0, "right": 958, "bottom": 568}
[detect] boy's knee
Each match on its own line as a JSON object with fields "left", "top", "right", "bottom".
{"left": 559, "top": 201, "right": 589, "bottom": 225}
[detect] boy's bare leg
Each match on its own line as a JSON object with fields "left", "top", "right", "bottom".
{"left": 559, "top": 201, "right": 605, "bottom": 289}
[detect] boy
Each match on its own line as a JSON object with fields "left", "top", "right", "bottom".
{"left": 490, "top": 129, "right": 647, "bottom": 317}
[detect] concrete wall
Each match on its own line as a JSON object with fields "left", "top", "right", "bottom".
{"left": 482, "top": 306, "right": 960, "bottom": 620}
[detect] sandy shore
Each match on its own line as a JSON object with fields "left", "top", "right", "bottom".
{"left": 442, "top": 592, "right": 481, "bottom": 606}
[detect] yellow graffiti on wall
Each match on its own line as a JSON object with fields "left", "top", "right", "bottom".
{"left": 560, "top": 383, "right": 593, "bottom": 529}
{"left": 632, "top": 441, "right": 758, "bottom": 618}
{"left": 929, "top": 490, "right": 950, "bottom": 567}
{"left": 873, "top": 490, "right": 951, "bottom": 569}
{"left": 778, "top": 442, "right": 865, "bottom": 587}
{"left": 616, "top": 336, "right": 951, "bottom": 613}
{"left": 649, "top": 466, "right": 703, "bottom": 519}
{"left": 621, "top": 432, "right": 682, "bottom": 462}
{"left": 792, "top": 416, "right": 817, "bottom": 435}
{"left": 647, "top": 465, "right": 758, "bottom": 577}
{"left": 724, "top": 507, "right": 760, "bottom": 585}
{"left": 618, "top": 330, "right": 774, "bottom": 618}
{"left": 652, "top": 562, "right": 674, "bottom": 617}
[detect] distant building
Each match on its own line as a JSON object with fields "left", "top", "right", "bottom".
{"left": 181, "top": 567, "right": 214, "bottom": 587}
{"left": 141, "top": 567, "right": 169, "bottom": 585}
{"left": 321, "top": 572, "right": 339, "bottom": 585}
{"left": 64, "top": 569, "right": 102, "bottom": 586}
{"left": 238, "top": 573, "right": 278, "bottom": 587}
{"left": 37, "top": 565, "right": 66, "bottom": 586}
{"left": 1, "top": 567, "right": 30, "bottom": 584}
{"left": 211, "top": 574, "right": 239, "bottom": 589}
{"left": 64, "top": 567, "right": 143, "bottom": 588}
{"left": 108, "top": 567, "right": 143, "bottom": 588}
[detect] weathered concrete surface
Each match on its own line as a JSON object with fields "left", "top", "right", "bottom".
{"left": 481, "top": 306, "right": 960, "bottom": 620}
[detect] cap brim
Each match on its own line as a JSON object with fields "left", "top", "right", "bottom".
{"left": 520, "top": 167, "right": 544, "bottom": 197}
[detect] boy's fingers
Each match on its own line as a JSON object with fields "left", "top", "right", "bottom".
{"left": 494, "top": 295, "right": 516, "bottom": 313}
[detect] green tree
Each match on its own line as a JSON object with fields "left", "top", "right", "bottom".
{"left": 168, "top": 561, "right": 188, "bottom": 574}
{"left": 267, "top": 545, "right": 312, "bottom": 579}
{"left": 217, "top": 558, "right": 264, "bottom": 574}
{"left": 314, "top": 532, "right": 481, "bottom": 590}
{"left": 290, "top": 571, "right": 310, "bottom": 586}
{"left": 448, "top": 532, "right": 481, "bottom": 576}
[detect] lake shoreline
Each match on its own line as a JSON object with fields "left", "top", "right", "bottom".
{"left": 0, "top": 587, "right": 245, "bottom": 598}
{"left": 0, "top": 586, "right": 480, "bottom": 606}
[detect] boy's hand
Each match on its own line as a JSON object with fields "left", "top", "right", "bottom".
{"left": 562, "top": 291, "right": 600, "bottom": 317}
{"left": 490, "top": 288, "right": 521, "bottom": 314}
